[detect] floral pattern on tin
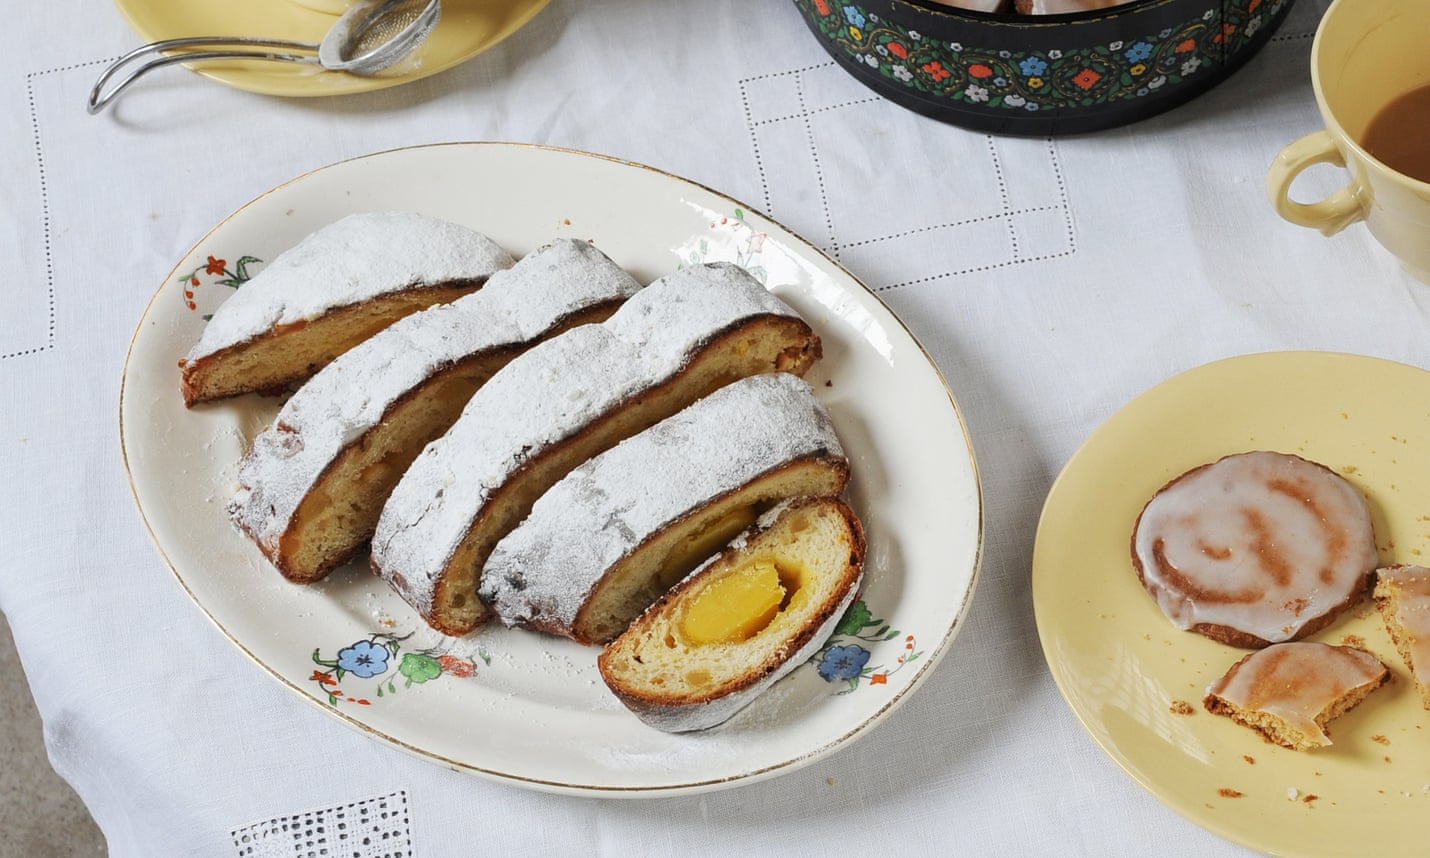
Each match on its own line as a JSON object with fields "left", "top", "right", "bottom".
{"left": 794, "top": 0, "right": 1286, "bottom": 114}
{"left": 812, "top": 600, "right": 921, "bottom": 693}
{"left": 310, "top": 631, "right": 486, "bottom": 707}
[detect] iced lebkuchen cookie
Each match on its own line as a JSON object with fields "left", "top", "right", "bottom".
{"left": 1131, "top": 451, "right": 1377, "bottom": 648}
{"left": 1373, "top": 564, "right": 1430, "bottom": 710}
{"left": 371, "top": 262, "right": 822, "bottom": 637}
{"left": 597, "top": 496, "right": 865, "bottom": 732}
{"left": 228, "top": 240, "right": 640, "bottom": 584}
{"left": 1203, "top": 642, "right": 1389, "bottom": 750}
{"left": 482, "top": 372, "right": 850, "bottom": 645}
{"left": 179, "top": 212, "right": 513, "bottom": 406}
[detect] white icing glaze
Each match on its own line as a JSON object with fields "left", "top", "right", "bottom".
{"left": 229, "top": 239, "right": 641, "bottom": 557}
{"left": 479, "top": 372, "right": 844, "bottom": 634}
{"left": 186, "top": 212, "right": 514, "bottom": 362}
{"left": 1376, "top": 564, "right": 1430, "bottom": 691}
{"left": 1204, "top": 642, "right": 1387, "bottom": 747}
{"left": 371, "top": 262, "right": 805, "bottom": 619}
{"left": 1132, "top": 451, "right": 1376, "bottom": 643}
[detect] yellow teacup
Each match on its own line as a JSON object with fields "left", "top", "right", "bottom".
{"left": 1267, "top": 0, "right": 1430, "bottom": 281}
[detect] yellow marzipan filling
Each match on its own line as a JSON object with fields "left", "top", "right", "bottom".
{"left": 679, "top": 558, "right": 787, "bottom": 645}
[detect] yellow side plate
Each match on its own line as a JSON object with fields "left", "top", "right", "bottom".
{"left": 112, "top": 0, "right": 550, "bottom": 97}
{"left": 1035, "top": 351, "right": 1430, "bottom": 857}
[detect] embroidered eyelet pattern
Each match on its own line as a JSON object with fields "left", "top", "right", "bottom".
{"left": 232, "top": 789, "right": 412, "bottom": 858}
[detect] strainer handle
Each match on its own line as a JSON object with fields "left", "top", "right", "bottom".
{"left": 88, "top": 37, "right": 320, "bottom": 115}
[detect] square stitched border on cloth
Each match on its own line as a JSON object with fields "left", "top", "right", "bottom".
{"left": 232, "top": 789, "right": 413, "bottom": 858}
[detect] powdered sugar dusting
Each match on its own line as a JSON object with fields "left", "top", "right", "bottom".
{"left": 371, "top": 262, "right": 803, "bottom": 618}
{"left": 481, "top": 373, "right": 843, "bottom": 635}
{"left": 229, "top": 239, "right": 640, "bottom": 558}
{"left": 187, "top": 212, "right": 514, "bottom": 362}
{"left": 586, "top": 731, "right": 745, "bottom": 773}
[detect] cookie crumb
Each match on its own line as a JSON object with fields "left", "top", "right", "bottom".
{"left": 1170, "top": 700, "right": 1195, "bottom": 715}
{"left": 1218, "top": 788, "right": 1243, "bottom": 798}
{"left": 1372, "top": 734, "right": 1389, "bottom": 745}
{"left": 1242, "top": 755, "right": 1255, "bottom": 765}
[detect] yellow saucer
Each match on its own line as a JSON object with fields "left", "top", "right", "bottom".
{"left": 112, "top": 0, "right": 550, "bottom": 97}
{"left": 1035, "top": 351, "right": 1430, "bottom": 857}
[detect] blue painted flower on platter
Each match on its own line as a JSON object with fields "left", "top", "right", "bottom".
{"left": 812, "top": 600, "right": 922, "bottom": 693}
{"left": 336, "top": 639, "right": 391, "bottom": 678}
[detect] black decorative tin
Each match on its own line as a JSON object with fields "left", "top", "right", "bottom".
{"left": 792, "top": 0, "right": 1296, "bottom": 135}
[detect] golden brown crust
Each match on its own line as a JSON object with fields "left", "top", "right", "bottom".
{"left": 597, "top": 498, "right": 866, "bottom": 727}
{"left": 407, "top": 314, "right": 823, "bottom": 638}
{"left": 244, "top": 300, "right": 622, "bottom": 585}
{"left": 564, "top": 454, "right": 851, "bottom": 644}
{"left": 608, "top": 500, "right": 865, "bottom": 707}
{"left": 264, "top": 352, "right": 521, "bottom": 582}
{"left": 180, "top": 282, "right": 480, "bottom": 407}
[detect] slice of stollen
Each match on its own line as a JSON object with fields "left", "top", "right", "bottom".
{"left": 180, "top": 211, "right": 513, "bottom": 406}
{"left": 597, "top": 496, "right": 865, "bottom": 733}
{"left": 230, "top": 239, "right": 639, "bottom": 583}
{"left": 481, "top": 372, "right": 850, "bottom": 645}
{"left": 372, "top": 262, "right": 822, "bottom": 637}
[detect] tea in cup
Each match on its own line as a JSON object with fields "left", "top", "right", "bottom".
{"left": 1267, "top": 0, "right": 1430, "bottom": 281}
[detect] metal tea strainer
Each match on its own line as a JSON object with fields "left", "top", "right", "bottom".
{"left": 87, "top": 0, "right": 442, "bottom": 114}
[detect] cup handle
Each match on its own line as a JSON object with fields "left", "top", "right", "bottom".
{"left": 1267, "top": 130, "right": 1367, "bottom": 236}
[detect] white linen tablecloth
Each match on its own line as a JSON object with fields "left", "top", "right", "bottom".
{"left": 1, "top": 0, "right": 1412, "bottom": 854}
